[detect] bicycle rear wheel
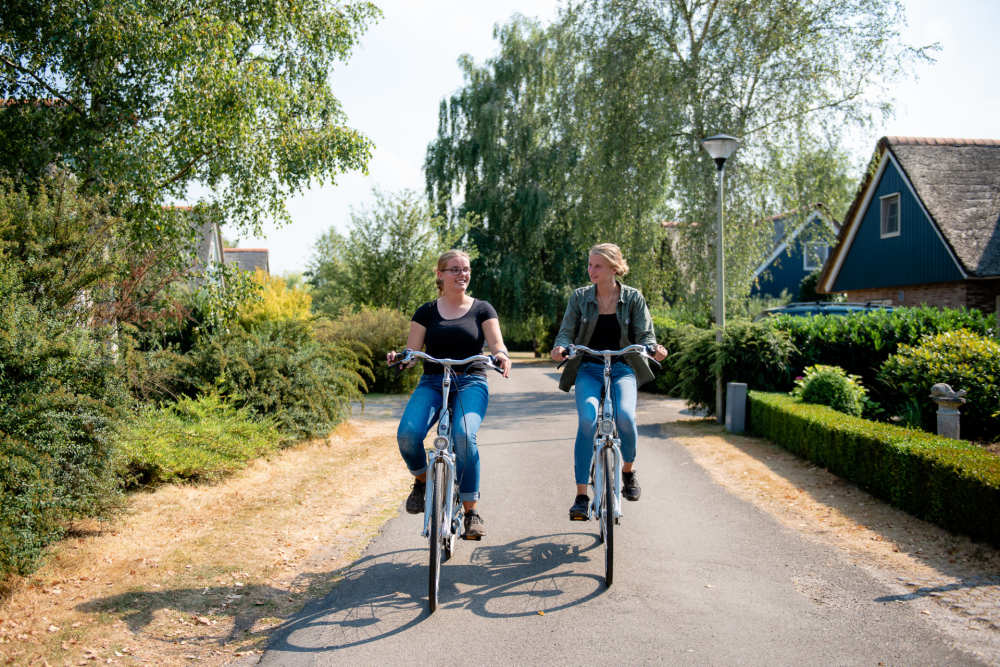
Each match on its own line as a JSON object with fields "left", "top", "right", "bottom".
{"left": 428, "top": 460, "right": 446, "bottom": 612}
{"left": 601, "top": 445, "right": 615, "bottom": 587}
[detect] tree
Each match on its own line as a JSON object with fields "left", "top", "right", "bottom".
{"left": 426, "top": 0, "right": 932, "bottom": 326}
{"left": 306, "top": 189, "right": 472, "bottom": 317}
{"left": 0, "top": 0, "right": 380, "bottom": 239}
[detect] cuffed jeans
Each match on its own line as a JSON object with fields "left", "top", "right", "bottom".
{"left": 573, "top": 361, "right": 638, "bottom": 485}
{"left": 397, "top": 373, "right": 489, "bottom": 502}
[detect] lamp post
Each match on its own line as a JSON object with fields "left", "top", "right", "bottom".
{"left": 701, "top": 134, "right": 739, "bottom": 424}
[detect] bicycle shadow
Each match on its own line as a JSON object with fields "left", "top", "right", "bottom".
{"left": 265, "top": 532, "right": 605, "bottom": 654}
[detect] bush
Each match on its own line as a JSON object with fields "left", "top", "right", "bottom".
{"left": 878, "top": 329, "right": 1000, "bottom": 442}
{"left": 115, "top": 393, "right": 286, "bottom": 487}
{"left": 766, "top": 306, "right": 993, "bottom": 405}
{"left": 318, "top": 306, "right": 420, "bottom": 394}
{"left": 671, "top": 320, "right": 795, "bottom": 414}
{"left": 177, "top": 318, "right": 367, "bottom": 439}
{"left": 238, "top": 270, "right": 312, "bottom": 326}
{"left": 749, "top": 391, "right": 1000, "bottom": 546}
{"left": 0, "top": 267, "right": 125, "bottom": 578}
{"left": 792, "top": 364, "right": 867, "bottom": 416}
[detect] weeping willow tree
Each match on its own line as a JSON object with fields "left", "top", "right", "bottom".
{"left": 426, "top": 0, "right": 931, "bottom": 329}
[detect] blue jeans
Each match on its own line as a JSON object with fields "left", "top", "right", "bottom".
{"left": 397, "top": 373, "right": 489, "bottom": 502}
{"left": 573, "top": 361, "right": 638, "bottom": 485}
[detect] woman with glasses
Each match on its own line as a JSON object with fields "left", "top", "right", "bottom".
{"left": 549, "top": 243, "right": 667, "bottom": 520}
{"left": 388, "top": 250, "right": 512, "bottom": 538}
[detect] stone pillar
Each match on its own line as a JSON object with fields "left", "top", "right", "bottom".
{"left": 725, "top": 382, "right": 748, "bottom": 434}
{"left": 929, "top": 383, "right": 966, "bottom": 440}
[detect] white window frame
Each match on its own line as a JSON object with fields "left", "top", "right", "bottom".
{"left": 880, "top": 193, "right": 900, "bottom": 238}
{"left": 802, "top": 242, "right": 828, "bottom": 271}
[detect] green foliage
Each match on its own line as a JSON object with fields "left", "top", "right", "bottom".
{"left": 1, "top": 0, "right": 380, "bottom": 236}
{"left": 749, "top": 391, "right": 1000, "bottom": 547}
{"left": 0, "top": 265, "right": 125, "bottom": 578}
{"left": 307, "top": 189, "right": 472, "bottom": 317}
{"left": 317, "top": 307, "right": 419, "bottom": 394}
{"left": 767, "top": 306, "right": 993, "bottom": 404}
{"left": 792, "top": 365, "right": 867, "bottom": 417}
{"left": 178, "top": 318, "right": 366, "bottom": 439}
{"left": 670, "top": 321, "right": 795, "bottom": 414}
{"left": 797, "top": 269, "right": 829, "bottom": 302}
{"left": 239, "top": 270, "right": 311, "bottom": 326}
{"left": 115, "top": 393, "right": 285, "bottom": 488}
{"left": 426, "top": 1, "right": 929, "bottom": 324}
{"left": 878, "top": 330, "right": 1000, "bottom": 442}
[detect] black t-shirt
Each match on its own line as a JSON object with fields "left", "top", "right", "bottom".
{"left": 584, "top": 313, "right": 621, "bottom": 363}
{"left": 412, "top": 299, "right": 498, "bottom": 375}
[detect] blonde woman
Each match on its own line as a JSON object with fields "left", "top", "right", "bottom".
{"left": 550, "top": 243, "right": 667, "bottom": 520}
{"left": 388, "top": 250, "right": 511, "bottom": 538}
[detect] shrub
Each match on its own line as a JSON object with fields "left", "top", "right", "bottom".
{"left": 749, "top": 391, "right": 1000, "bottom": 546}
{"left": 766, "top": 306, "right": 993, "bottom": 404}
{"left": 115, "top": 393, "right": 286, "bottom": 487}
{"left": 792, "top": 364, "right": 867, "bottom": 416}
{"left": 671, "top": 321, "right": 795, "bottom": 414}
{"left": 0, "top": 267, "right": 125, "bottom": 578}
{"left": 318, "top": 306, "right": 420, "bottom": 394}
{"left": 239, "top": 270, "right": 312, "bottom": 325}
{"left": 177, "top": 318, "right": 367, "bottom": 439}
{"left": 878, "top": 329, "right": 1000, "bottom": 442}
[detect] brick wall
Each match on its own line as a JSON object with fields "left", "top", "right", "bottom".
{"left": 844, "top": 281, "right": 970, "bottom": 310}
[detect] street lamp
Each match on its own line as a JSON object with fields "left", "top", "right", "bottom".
{"left": 701, "top": 134, "right": 739, "bottom": 424}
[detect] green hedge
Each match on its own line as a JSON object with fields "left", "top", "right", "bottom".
{"left": 748, "top": 391, "right": 1000, "bottom": 546}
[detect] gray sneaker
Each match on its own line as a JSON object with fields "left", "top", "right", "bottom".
{"left": 464, "top": 510, "right": 486, "bottom": 539}
{"left": 623, "top": 471, "right": 641, "bottom": 501}
{"left": 405, "top": 478, "right": 425, "bottom": 514}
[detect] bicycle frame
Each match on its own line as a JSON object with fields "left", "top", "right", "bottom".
{"left": 567, "top": 344, "right": 649, "bottom": 522}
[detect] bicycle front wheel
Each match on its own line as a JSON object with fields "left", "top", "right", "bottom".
{"left": 428, "top": 460, "right": 446, "bottom": 613}
{"left": 601, "top": 445, "right": 615, "bottom": 587}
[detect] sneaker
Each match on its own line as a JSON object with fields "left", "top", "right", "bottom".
{"left": 623, "top": 470, "right": 641, "bottom": 501}
{"left": 405, "top": 478, "right": 426, "bottom": 514}
{"left": 464, "top": 510, "right": 486, "bottom": 539}
{"left": 569, "top": 494, "right": 589, "bottom": 521}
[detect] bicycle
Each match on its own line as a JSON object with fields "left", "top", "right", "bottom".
{"left": 390, "top": 349, "right": 504, "bottom": 613}
{"left": 559, "top": 343, "right": 660, "bottom": 587}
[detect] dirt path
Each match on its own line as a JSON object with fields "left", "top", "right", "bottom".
{"left": 2, "top": 391, "right": 998, "bottom": 665}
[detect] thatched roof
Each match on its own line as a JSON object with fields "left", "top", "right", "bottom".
{"left": 889, "top": 137, "right": 1000, "bottom": 275}
{"left": 224, "top": 248, "right": 270, "bottom": 275}
{"left": 820, "top": 137, "right": 1000, "bottom": 291}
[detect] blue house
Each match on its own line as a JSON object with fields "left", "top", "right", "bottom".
{"left": 750, "top": 207, "right": 839, "bottom": 298}
{"left": 819, "top": 137, "right": 1000, "bottom": 313}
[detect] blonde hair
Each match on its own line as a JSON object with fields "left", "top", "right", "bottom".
{"left": 435, "top": 249, "right": 471, "bottom": 293}
{"left": 589, "top": 243, "right": 629, "bottom": 277}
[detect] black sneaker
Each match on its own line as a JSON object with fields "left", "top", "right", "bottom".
{"left": 405, "top": 478, "right": 426, "bottom": 514}
{"left": 569, "top": 494, "right": 589, "bottom": 521}
{"left": 464, "top": 510, "right": 486, "bottom": 539}
{"left": 623, "top": 471, "right": 641, "bottom": 501}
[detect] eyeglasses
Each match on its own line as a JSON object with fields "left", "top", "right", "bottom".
{"left": 442, "top": 267, "right": 471, "bottom": 275}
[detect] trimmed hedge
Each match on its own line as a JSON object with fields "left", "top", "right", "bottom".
{"left": 748, "top": 391, "right": 1000, "bottom": 546}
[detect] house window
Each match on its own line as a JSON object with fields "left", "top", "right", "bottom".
{"left": 803, "top": 242, "right": 828, "bottom": 271}
{"left": 880, "top": 193, "right": 900, "bottom": 238}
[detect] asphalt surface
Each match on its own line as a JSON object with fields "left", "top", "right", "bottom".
{"left": 254, "top": 362, "right": 984, "bottom": 666}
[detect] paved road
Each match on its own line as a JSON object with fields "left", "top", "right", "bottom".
{"left": 256, "top": 362, "right": 983, "bottom": 665}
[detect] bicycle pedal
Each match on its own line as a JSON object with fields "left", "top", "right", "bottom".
{"left": 461, "top": 533, "right": 482, "bottom": 541}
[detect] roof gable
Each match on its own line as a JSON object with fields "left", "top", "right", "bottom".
{"left": 820, "top": 137, "right": 1000, "bottom": 292}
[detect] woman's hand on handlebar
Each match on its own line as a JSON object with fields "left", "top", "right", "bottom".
{"left": 386, "top": 350, "right": 415, "bottom": 369}
{"left": 651, "top": 343, "right": 667, "bottom": 362}
{"left": 492, "top": 353, "right": 512, "bottom": 378}
{"left": 549, "top": 346, "right": 567, "bottom": 362}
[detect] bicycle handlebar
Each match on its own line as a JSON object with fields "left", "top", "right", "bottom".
{"left": 557, "top": 343, "right": 662, "bottom": 369}
{"left": 389, "top": 349, "right": 504, "bottom": 374}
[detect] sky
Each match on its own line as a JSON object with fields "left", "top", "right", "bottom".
{"left": 214, "top": 0, "right": 1000, "bottom": 276}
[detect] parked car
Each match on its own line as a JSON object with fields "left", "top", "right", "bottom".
{"left": 754, "top": 301, "right": 894, "bottom": 321}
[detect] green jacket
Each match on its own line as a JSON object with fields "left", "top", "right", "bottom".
{"left": 553, "top": 281, "right": 657, "bottom": 392}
